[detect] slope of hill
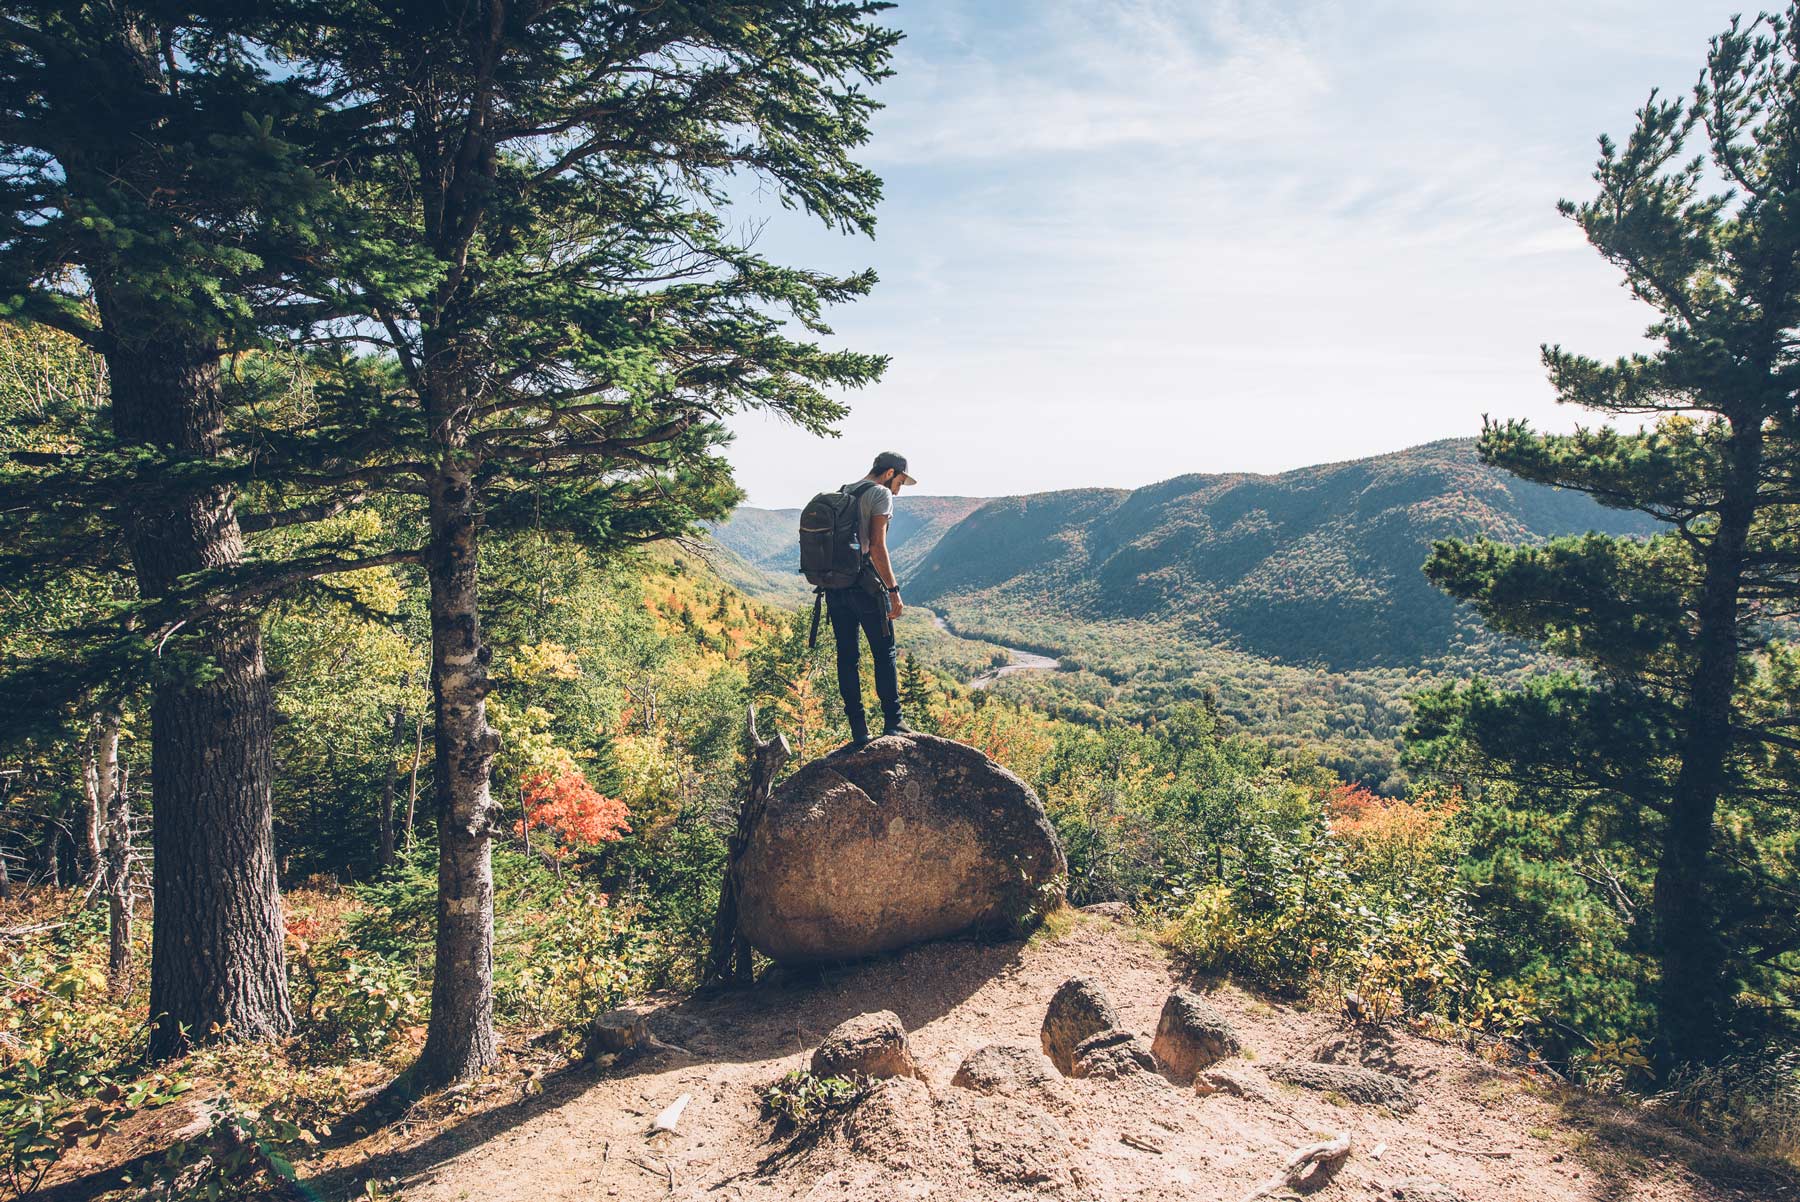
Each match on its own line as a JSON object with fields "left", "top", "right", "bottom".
{"left": 909, "top": 439, "right": 1658, "bottom": 672}
{"left": 708, "top": 494, "right": 989, "bottom": 587}
{"left": 308, "top": 915, "right": 1789, "bottom": 1202}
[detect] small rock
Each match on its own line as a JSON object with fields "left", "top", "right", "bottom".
{"left": 1042, "top": 977, "right": 1120, "bottom": 1074}
{"left": 1149, "top": 989, "right": 1242, "bottom": 1081}
{"left": 1079, "top": 901, "right": 1132, "bottom": 923}
{"left": 1070, "top": 1029, "right": 1158, "bottom": 1080}
{"left": 1393, "top": 1180, "right": 1462, "bottom": 1202}
{"left": 1195, "top": 1065, "right": 1275, "bottom": 1104}
{"left": 812, "top": 1010, "right": 922, "bottom": 1081}
{"left": 952, "top": 1044, "right": 1068, "bottom": 1103}
{"left": 1266, "top": 1061, "right": 1419, "bottom": 1112}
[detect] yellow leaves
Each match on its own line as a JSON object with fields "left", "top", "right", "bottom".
{"left": 510, "top": 639, "right": 583, "bottom": 684}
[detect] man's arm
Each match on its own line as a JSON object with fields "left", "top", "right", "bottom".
{"left": 868, "top": 514, "right": 904, "bottom": 617}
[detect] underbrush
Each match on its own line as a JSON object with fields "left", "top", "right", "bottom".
{"left": 0, "top": 841, "right": 703, "bottom": 1200}
{"left": 1650, "top": 1049, "right": 1800, "bottom": 1165}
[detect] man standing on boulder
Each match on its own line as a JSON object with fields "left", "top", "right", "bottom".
{"left": 815, "top": 451, "right": 918, "bottom": 750}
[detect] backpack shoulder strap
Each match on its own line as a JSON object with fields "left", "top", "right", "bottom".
{"left": 843, "top": 479, "right": 879, "bottom": 498}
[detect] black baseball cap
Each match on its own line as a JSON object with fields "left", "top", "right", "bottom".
{"left": 872, "top": 451, "right": 917, "bottom": 486}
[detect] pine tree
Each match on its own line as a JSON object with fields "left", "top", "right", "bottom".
{"left": 900, "top": 653, "right": 934, "bottom": 730}
{"left": 0, "top": 7, "right": 352, "bottom": 1054}
{"left": 253, "top": 0, "right": 897, "bottom": 1085}
{"left": 1418, "top": 6, "right": 1800, "bottom": 1066}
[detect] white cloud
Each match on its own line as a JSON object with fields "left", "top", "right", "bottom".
{"left": 726, "top": 0, "right": 1746, "bottom": 507}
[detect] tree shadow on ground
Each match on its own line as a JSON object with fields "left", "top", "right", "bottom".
{"left": 1555, "top": 1090, "right": 1800, "bottom": 1202}
{"left": 294, "top": 933, "right": 1030, "bottom": 1201}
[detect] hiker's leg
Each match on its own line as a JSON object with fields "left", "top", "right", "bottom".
{"left": 856, "top": 592, "right": 903, "bottom": 728}
{"left": 824, "top": 589, "right": 866, "bottom": 720}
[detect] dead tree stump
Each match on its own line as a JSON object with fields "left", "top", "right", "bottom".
{"left": 705, "top": 705, "right": 790, "bottom": 984}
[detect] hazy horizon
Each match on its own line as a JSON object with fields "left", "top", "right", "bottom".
{"left": 721, "top": 0, "right": 1743, "bottom": 509}
{"left": 724, "top": 433, "right": 1500, "bottom": 512}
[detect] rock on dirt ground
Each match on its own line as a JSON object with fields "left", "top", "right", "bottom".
{"left": 810, "top": 1010, "right": 922, "bottom": 1081}
{"left": 735, "top": 732, "right": 1065, "bottom": 963}
{"left": 304, "top": 914, "right": 1800, "bottom": 1202}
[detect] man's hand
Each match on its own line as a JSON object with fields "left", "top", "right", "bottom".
{"left": 888, "top": 590, "right": 904, "bottom": 620}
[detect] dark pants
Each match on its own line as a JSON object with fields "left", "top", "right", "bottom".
{"left": 824, "top": 586, "right": 900, "bottom": 725}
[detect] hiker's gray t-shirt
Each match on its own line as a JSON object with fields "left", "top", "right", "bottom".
{"left": 847, "top": 481, "right": 893, "bottom": 559}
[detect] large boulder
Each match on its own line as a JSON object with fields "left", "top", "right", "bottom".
{"left": 736, "top": 733, "right": 1066, "bottom": 963}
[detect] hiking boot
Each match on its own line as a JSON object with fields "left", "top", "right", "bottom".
{"left": 838, "top": 708, "right": 872, "bottom": 753}
{"left": 882, "top": 718, "right": 920, "bottom": 737}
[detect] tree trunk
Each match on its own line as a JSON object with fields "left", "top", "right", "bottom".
{"left": 103, "top": 322, "right": 291, "bottom": 1057}
{"left": 379, "top": 707, "right": 403, "bottom": 870}
{"left": 706, "top": 706, "right": 790, "bottom": 984}
{"left": 405, "top": 713, "right": 424, "bottom": 850}
{"left": 415, "top": 457, "right": 501, "bottom": 1087}
{"left": 106, "top": 762, "right": 136, "bottom": 996}
{"left": 77, "top": 711, "right": 113, "bottom": 888}
{"left": 1652, "top": 416, "right": 1763, "bottom": 1068}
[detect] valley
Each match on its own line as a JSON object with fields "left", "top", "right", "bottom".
{"left": 709, "top": 439, "right": 1659, "bottom": 788}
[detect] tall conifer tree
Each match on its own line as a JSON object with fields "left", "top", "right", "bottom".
{"left": 264, "top": 0, "right": 898, "bottom": 1084}
{"left": 1419, "top": 7, "right": 1800, "bottom": 1065}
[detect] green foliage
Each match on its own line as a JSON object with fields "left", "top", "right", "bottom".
{"left": 760, "top": 1070, "right": 868, "bottom": 1132}
{"left": 503, "top": 890, "right": 651, "bottom": 1029}
{"left": 1159, "top": 812, "right": 1474, "bottom": 1026}
{"left": 121, "top": 1098, "right": 318, "bottom": 1202}
{"left": 0, "top": 907, "right": 183, "bottom": 1199}
{"left": 1652, "top": 1048, "right": 1800, "bottom": 1163}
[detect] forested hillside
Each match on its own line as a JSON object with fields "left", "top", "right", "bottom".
{"left": 709, "top": 493, "right": 987, "bottom": 584}
{"left": 910, "top": 439, "right": 1658, "bottom": 670}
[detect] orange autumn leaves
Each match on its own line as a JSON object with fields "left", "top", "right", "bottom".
{"left": 1322, "top": 781, "right": 1461, "bottom": 870}
{"left": 517, "top": 769, "right": 630, "bottom": 856}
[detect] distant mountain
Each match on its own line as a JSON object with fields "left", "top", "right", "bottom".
{"left": 707, "top": 494, "right": 990, "bottom": 586}
{"left": 907, "top": 439, "right": 1659, "bottom": 671}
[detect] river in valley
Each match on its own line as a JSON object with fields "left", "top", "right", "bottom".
{"left": 926, "top": 611, "right": 1059, "bottom": 690}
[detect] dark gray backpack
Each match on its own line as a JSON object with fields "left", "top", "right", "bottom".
{"left": 798, "top": 480, "right": 877, "bottom": 589}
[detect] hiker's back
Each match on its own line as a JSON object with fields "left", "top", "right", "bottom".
{"left": 798, "top": 480, "right": 879, "bottom": 588}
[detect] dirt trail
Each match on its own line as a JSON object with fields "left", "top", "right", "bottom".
{"left": 314, "top": 914, "right": 1794, "bottom": 1202}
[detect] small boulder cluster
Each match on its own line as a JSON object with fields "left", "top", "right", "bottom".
{"left": 1041, "top": 976, "right": 1239, "bottom": 1085}
{"left": 1035, "top": 974, "right": 1421, "bottom": 1114}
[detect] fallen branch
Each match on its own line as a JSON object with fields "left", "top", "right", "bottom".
{"left": 1427, "top": 1138, "right": 1517, "bottom": 1158}
{"left": 1239, "top": 1132, "right": 1352, "bottom": 1202}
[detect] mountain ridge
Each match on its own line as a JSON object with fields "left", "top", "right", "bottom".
{"left": 710, "top": 438, "right": 1659, "bottom": 673}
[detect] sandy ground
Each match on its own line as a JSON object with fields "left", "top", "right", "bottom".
{"left": 301, "top": 913, "right": 1796, "bottom": 1202}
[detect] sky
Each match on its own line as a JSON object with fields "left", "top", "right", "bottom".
{"left": 725, "top": 0, "right": 1748, "bottom": 508}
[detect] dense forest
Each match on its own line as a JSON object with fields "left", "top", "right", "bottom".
{"left": 0, "top": 3, "right": 1795, "bottom": 1199}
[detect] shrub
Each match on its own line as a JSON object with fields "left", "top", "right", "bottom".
{"left": 760, "top": 1070, "right": 868, "bottom": 1132}
{"left": 1649, "top": 1047, "right": 1800, "bottom": 1162}
{"left": 501, "top": 888, "right": 651, "bottom": 1027}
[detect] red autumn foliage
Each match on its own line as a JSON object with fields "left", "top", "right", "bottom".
{"left": 1323, "top": 782, "right": 1457, "bottom": 855}
{"left": 517, "top": 769, "right": 631, "bottom": 853}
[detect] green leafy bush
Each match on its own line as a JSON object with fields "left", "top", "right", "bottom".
{"left": 121, "top": 1097, "right": 319, "bottom": 1202}
{"left": 760, "top": 1070, "right": 867, "bottom": 1131}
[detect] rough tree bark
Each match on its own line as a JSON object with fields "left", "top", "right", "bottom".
{"left": 404, "top": 713, "right": 424, "bottom": 850}
{"left": 105, "top": 762, "right": 135, "bottom": 995}
{"left": 379, "top": 707, "right": 403, "bottom": 870}
{"left": 77, "top": 709, "right": 116, "bottom": 887}
{"left": 103, "top": 321, "right": 291, "bottom": 1056}
{"left": 414, "top": 449, "right": 501, "bottom": 1086}
{"left": 1653, "top": 413, "right": 1764, "bottom": 1067}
